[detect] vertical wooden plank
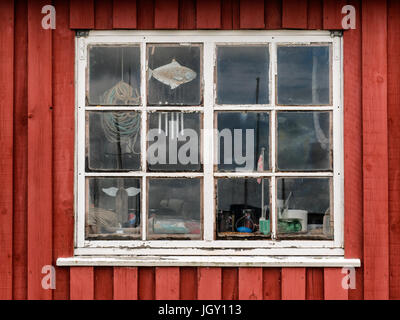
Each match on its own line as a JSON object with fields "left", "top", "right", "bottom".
{"left": 0, "top": 0, "right": 14, "bottom": 301}
{"left": 179, "top": 0, "right": 196, "bottom": 30}
{"left": 306, "top": 268, "right": 324, "bottom": 300}
{"left": 13, "top": 0, "right": 28, "bottom": 300}
{"left": 138, "top": 267, "right": 155, "bottom": 300}
{"left": 239, "top": 0, "right": 265, "bottom": 29}
{"left": 343, "top": 0, "right": 363, "bottom": 301}
{"left": 265, "top": 0, "right": 282, "bottom": 29}
{"left": 137, "top": 0, "right": 154, "bottom": 29}
{"left": 324, "top": 268, "right": 349, "bottom": 300}
{"left": 322, "top": 0, "right": 346, "bottom": 30}
{"left": 238, "top": 268, "right": 263, "bottom": 300}
{"left": 154, "top": 0, "right": 178, "bottom": 29}
{"left": 388, "top": 0, "right": 400, "bottom": 300}
{"left": 221, "top": 0, "right": 233, "bottom": 30}
{"left": 180, "top": 267, "right": 197, "bottom": 300}
{"left": 113, "top": 267, "right": 138, "bottom": 300}
{"left": 52, "top": 0, "right": 75, "bottom": 300}
{"left": 222, "top": 268, "right": 238, "bottom": 300}
{"left": 69, "top": 0, "right": 95, "bottom": 29}
{"left": 282, "top": 0, "right": 307, "bottom": 29}
{"left": 263, "top": 268, "right": 281, "bottom": 300}
{"left": 94, "top": 267, "right": 113, "bottom": 300}
{"left": 197, "top": 267, "right": 222, "bottom": 300}
{"left": 362, "top": 0, "right": 389, "bottom": 300}
{"left": 281, "top": 268, "right": 306, "bottom": 300}
{"left": 196, "top": 0, "right": 222, "bottom": 29}
{"left": 95, "top": 0, "right": 113, "bottom": 30}
{"left": 307, "top": 0, "right": 323, "bottom": 29}
{"left": 70, "top": 267, "right": 94, "bottom": 300}
{"left": 155, "top": 267, "right": 180, "bottom": 300}
{"left": 27, "top": 0, "right": 53, "bottom": 300}
{"left": 113, "top": 0, "right": 137, "bottom": 29}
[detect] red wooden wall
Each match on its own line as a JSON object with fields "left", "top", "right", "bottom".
{"left": 0, "top": 0, "right": 398, "bottom": 300}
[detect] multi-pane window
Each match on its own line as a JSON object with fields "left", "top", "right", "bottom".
{"left": 76, "top": 31, "right": 343, "bottom": 256}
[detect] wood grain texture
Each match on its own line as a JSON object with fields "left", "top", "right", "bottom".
{"left": 324, "top": 268, "right": 348, "bottom": 300}
{"left": 239, "top": 0, "right": 265, "bottom": 29}
{"left": 27, "top": 0, "right": 53, "bottom": 300}
{"left": 94, "top": 267, "right": 113, "bottom": 300}
{"left": 238, "top": 268, "right": 263, "bottom": 300}
{"left": 113, "top": 0, "right": 137, "bottom": 29}
{"left": 95, "top": 0, "right": 113, "bottom": 29}
{"left": 306, "top": 268, "right": 324, "bottom": 300}
{"left": 155, "top": 0, "right": 179, "bottom": 29}
{"left": 70, "top": 267, "right": 94, "bottom": 300}
{"left": 138, "top": 267, "right": 155, "bottom": 300}
{"left": 322, "top": 0, "right": 346, "bottom": 30}
{"left": 179, "top": 0, "right": 196, "bottom": 29}
{"left": 69, "top": 0, "right": 95, "bottom": 29}
{"left": 52, "top": 0, "right": 75, "bottom": 300}
{"left": 263, "top": 268, "right": 281, "bottom": 300}
{"left": 282, "top": 0, "right": 307, "bottom": 29}
{"left": 155, "top": 267, "right": 180, "bottom": 300}
{"left": 265, "top": 0, "right": 282, "bottom": 29}
{"left": 343, "top": 0, "right": 363, "bottom": 301}
{"left": 307, "top": 0, "right": 323, "bottom": 29}
{"left": 196, "top": 0, "right": 222, "bottom": 29}
{"left": 362, "top": 0, "right": 389, "bottom": 300}
{"left": 281, "top": 268, "right": 306, "bottom": 300}
{"left": 198, "top": 267, "right": 222, "bottom": 300}
{"left": 388, "top": 0, "right": 400, "bottom": 300}
{"left": 222, "top": 268, "right": 238, "bottom": 300}
{"left": 0, "top": 0, "right": 14, "bottom": 300}
{"left": 13, "top": 0, "right": 28, "bottom": 300}
{"left": 113, "top": 267, "right": 138, "bottom": 300}
{"left": 137, "top": 0, "right": 154, "bottom": 29}
{"left": 180, "top": 267, "right": 197, "bottom": 300}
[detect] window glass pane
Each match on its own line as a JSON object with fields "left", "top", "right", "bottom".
{"left": 86, "top": 177, "right": 141, "bottom": 240}
{"left": 86, "top": 111, "right": 141, "bottom": 171}
{"left": 217, "top": 178, "right": 270, "bottom": 239}
{"left": 277, "top": 178, "right": 333, "bottom": 239}
{"left": 277, "top": 112, "right": 331, "bottom": 171}
{"left": 148, "top": 178, "right": 201, "bottom": 239}
{"left": 147, "top": 44, "right": 202, "bottom": 106}
{"left": 88, "top": 45, "right": 141, "bottom": 105}
{"left": 216, "top": 46, "right": 269, "bottom": 105}
{"left": 217, "top": 112, "right": 270, "bottom": 172}
{"left": 277, "top": 45, "right": 330, "bottom": 105}
{"left": 147, "top": 112, "right": 201, "bottom": 172}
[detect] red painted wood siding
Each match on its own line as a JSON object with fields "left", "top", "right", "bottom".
{"left": 0, "top": 0, "right": 398, "bottom": 300}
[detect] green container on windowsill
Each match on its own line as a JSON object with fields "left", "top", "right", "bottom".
{"left": 259, "top": 218, "right": 270, "bottom": 235}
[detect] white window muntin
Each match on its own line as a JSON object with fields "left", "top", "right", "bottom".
{"left": 75, "top": 30, "right": 343, "bottom": 256}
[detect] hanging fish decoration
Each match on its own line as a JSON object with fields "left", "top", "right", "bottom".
{"left": 149, "top": 59, "right": 197, "bottom": 90}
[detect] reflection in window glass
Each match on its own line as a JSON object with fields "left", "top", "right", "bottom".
{"left": 217, "top": 112, "right": 269, "bottom": 172}
{"left": 277, "top": 112, "right": 331, "bottom": 171}
{"left": 277, "top": 46, "right": 330, "bottom": 105}
{"left": 87, "top": 112, "right": 141, "bottom": 171}
{"left": 147, "top": 44, "right": 202, "bottom": 105}
{"left": 88, "top": 46, "right": 141, "bottom": 105}
{"left": 147, "top": 112, "right": 201, "bottom": 172}
{"left": 148, "top": 179, "right": 201, "bottom": 239}
{"left": 277, "top": 178, "right": 332, "bottom": 239}
{"left": 217, "top": 178, "right": 270, "bottom": 239}
{"left": 217, "top": 46, "right": 269, "bottom": 105}
{"left": 86, "top": 177, "right": 141, "bottom": 240}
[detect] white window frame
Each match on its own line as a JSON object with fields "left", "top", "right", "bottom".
{"left": 57, "top": 30, "right": 361, "bottom": 268}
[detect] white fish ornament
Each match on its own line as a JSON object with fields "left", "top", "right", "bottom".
{"left": 149, "top": 59, "right": 196, "bottom": 89}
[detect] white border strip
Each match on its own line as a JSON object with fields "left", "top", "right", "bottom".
{"left": 57, "top": 256, "right": 360, "bottom": 267}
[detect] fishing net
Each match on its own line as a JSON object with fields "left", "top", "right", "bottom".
{"left": 100, "top": 81, "right": 141, "bottom": 154}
